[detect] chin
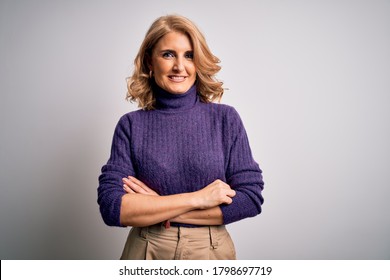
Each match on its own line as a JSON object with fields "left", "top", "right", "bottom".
{"left": 157, "top": 79, "right": 194, "bottom": 94}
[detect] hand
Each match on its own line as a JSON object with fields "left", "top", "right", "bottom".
{"left": 122, "top": 176, "right": 159, "bottom": 196}
{"left": 194, "top": 179, "right": 236, "bottom": 209}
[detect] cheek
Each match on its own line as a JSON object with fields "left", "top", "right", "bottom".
{"left": 154, "top": 64, "right": 166, "bottom": 74}
{"left": 153, "top": 66, "right": 171, "bottom": 83}
{"left": 187, "top": 64, "right": 196, "bottom": 76}
{"left": 152, "top": 58, "right": 169, "bottom": 74}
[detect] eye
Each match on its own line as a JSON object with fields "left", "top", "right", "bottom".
{"left": 185, "top": 52, "right": 194, "bottom": 60}
{"left": 162, "top": 51, "right": 174, "bottom": 58}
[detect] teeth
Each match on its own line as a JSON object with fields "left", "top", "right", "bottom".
{"left": 169, "top": 76, "right": 186, "bottom": 81}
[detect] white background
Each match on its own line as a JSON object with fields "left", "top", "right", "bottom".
{"left": 0, "top": 0, "right": 389, "bottom": 259}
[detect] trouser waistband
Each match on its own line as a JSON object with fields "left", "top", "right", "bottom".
{"left": 139, "top": 224, "right": 225, "bottom": 249}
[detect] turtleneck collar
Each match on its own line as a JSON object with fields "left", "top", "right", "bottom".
{"left": 153, "top": 81, "right": 198, "bottom": 112}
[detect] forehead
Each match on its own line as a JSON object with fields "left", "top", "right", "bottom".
{"left": 154, "top": 31, "right": 193, "bottom": 51}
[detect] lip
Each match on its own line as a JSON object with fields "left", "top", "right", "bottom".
{"left": 168, "top": 75, "right": 188, "bottom": 82}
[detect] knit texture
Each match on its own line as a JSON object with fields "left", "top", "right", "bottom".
{"left": 98, "top": 84, "right": 264, "bottom": 227}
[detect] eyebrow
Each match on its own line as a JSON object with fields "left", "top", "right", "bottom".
{"left": 159, "top": 49, "right": 175, "bottom": 53}
{"left": 158, "top": 49, "right": 193, "bottom": 54}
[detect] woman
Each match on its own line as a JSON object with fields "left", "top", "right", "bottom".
{"left": 98, "top": 14, "right": 264, "bottom": 260}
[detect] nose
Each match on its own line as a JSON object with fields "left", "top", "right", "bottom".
{"left": 173, "top": 57, "right": 184, "bottom": 72}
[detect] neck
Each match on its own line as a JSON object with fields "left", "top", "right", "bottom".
{"left": 153, "top": 82, "right": 198, "bottom": 112}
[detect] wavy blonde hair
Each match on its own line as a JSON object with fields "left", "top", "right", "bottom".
{"left": 126, "top": 15, "right": 223, "bottom": 110}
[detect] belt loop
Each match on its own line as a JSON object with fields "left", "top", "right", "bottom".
{"left": 209, "top": 226, "right": 218, "bottom": 249}
{"left": 140, "top": 226, "right": 149, "bottom": 239}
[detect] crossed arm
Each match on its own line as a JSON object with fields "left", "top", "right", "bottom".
{"left": 120, "top": 176, "right": 236, "bottom": 227}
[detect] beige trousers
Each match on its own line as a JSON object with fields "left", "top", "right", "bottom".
{"left": 120, "top": 224, "right": 236, "bottom": 260}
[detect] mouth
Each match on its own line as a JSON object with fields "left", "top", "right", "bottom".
{"left": 168, "top": 75, "right": 187, "bottom": 82}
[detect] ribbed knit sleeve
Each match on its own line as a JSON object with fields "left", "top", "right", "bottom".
{"left": 220, "top": 108, "right": 264, "bottom": 224}
{"left": 97, "top": 115, "right": 135, "bottom": 227}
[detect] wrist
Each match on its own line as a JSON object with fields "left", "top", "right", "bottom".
{"left": 184, "top": 191, "right": 202, "bottom": 209}
{"left": 170, "top": 214, "right": 181, "bottom": 223}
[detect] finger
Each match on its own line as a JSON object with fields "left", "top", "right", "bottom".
{"left": 123, "top": 184, "right": 135, "bottom": 194}
{"left": 223, "top": 196, "right": 233, "bottom": 205}
{"left": 122, "top": 177, "right": 136, "bottom": 187}
{"left": 128, "top": 176, "right": 150, "bottom": 190}
{"left": 122, "top": 177, "right": 130, "bottom": 186}
{"left": 128, "top": 176, "right": 158, "bottom": 195}
{"left": 123, "top": 178, "right": 147, "bottom": 194}
{"left": 227, "top": 189, "right": 236, "bottom": 197}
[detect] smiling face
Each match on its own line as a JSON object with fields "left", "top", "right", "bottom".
{"left": 149, "top": 31, "right": 196, "bottom": 94}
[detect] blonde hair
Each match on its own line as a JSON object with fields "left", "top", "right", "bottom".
{"left": 126, "top": 15, "right": 223, "bottom": 110}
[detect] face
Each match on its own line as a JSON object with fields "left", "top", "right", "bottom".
{"left": 149, "top": 31, "right": 196, "bottom": 94}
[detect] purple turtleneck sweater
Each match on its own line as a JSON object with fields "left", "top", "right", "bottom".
{"left": 98, "top": 84, "right": 264, "bottom": 227}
